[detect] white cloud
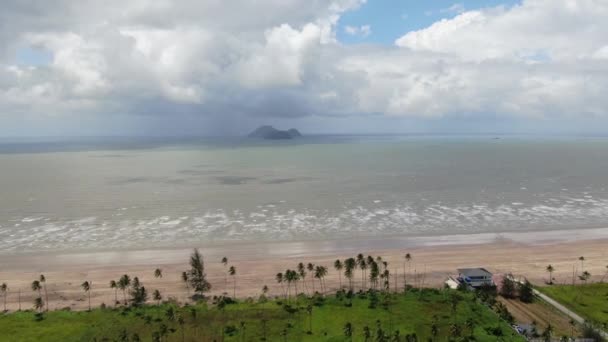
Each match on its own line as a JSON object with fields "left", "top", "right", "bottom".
{"left": 0, "top": 0, "right": 607, "bottom": 134}
{"left": 344, "top": 25, "right": 371, "bottom": 38}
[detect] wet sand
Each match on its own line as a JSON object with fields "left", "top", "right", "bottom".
{"left": 1, "top": 228, "right": 607, "bottom": 311}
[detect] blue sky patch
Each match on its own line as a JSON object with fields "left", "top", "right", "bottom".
{"left": 337, "top": 0, "right": 520, "bottom": 45}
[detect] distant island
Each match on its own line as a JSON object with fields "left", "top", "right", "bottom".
{"left": 248, "top": 125, "right": 302, "bottom": 140}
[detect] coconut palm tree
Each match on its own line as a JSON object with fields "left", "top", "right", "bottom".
{"left": 542, "top": 324, "right": 554, "bottom": 342}
{"left": 465, "top": 318, "right": 475, "bottom": 338}
{"left": 334, "top": 259, "right": 343, "bottom": 289}
{"left": 276, "top": 272, "right": 285, "bottom": 298}
{"left": 39, "top": 275, "right": 49, "bottom": 312}
{"left": 33, "top": 296, "right": 44, "bottom": 313}
{"left": 153, "top": 289, "right": 162, "bottom": 306}
{"left": 81, "top": 281, "right": 91, "bottom": 311}
{"left": 579, "top": 256, "right": 585, "bottom": 273}
{"left": 343, "top": 322, "right": 353, "bottom": 341}
{"left": 109, "top": 280, "right": 118, "bottom": 305}
{"left": 306, "top": 305, "right": 313, "bottom": 333}
{"left": 363, "top": 326, "right": 371, "bottom": 342}
{"left": 569, "top": 319, "right": 576, "bottom": 338}
{"left": 405, "top": 253, "right": 412, "bottom": 288}
{"left": 154, "top": 268, "right": 163, "bottom": 279}
{"left": 369, "top": 261, "right": 380, "bottom": 289}
{"left": 229, "top": 265, "right": 237, "bottom": 298}
{"left": 31, "top": 280, "right": 42, "bottom": 311}
{"left": 297, "top": 263, "right": 309, "bottom": 295}
{"left": 579, "top": 271, "right": 591, "bottom": 284}
{"left": 449, "top": 323, "right": 461, "bottom": 339}
{"left": 344, "top": 258, "right": 356, "bottom": 291}
{"left": 359, "top": 259, "right": 368, "bottom": 290}
{"left": 546, "top": 265, "right": 555, "bottom": 284}
{"left": 430, "top": 322, "right": 438, "bottom": 340}
{"left": 181, "top": 271, "right": 190, "bottom": 298}
{"left": 221, "top": 256, "right": 228, "bottom": 287}
{"left": 0, "top": 283, "right": 7, "bottom": 312}
{"left": 314, "top": 266, "right": 328, "bottom": 293}
{"left": 118, "top": 274, "right": 131, "bottom": 304}
{"left": 307, "top": 263, "right": 315, "bottom": 293}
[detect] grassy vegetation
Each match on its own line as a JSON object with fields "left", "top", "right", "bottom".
{"left": 0, "top": 289, "right": 524, "bottom": 342}
{"left": 540, "top": 283, "right": 608, "bottom": 326}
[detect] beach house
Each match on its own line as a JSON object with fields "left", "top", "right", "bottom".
{"left": 457, "top": 268, "right": 494, "bottom": 288}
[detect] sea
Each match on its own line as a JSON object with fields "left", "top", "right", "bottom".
{"left": 1, "top": 135, "right": 608, "bottom": 254}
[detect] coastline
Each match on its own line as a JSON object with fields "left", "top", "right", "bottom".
{"left": 1, "top": 227, "right": 608, "bottom": 311}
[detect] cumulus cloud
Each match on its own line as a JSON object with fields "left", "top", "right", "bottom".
{"left": 0, "top": 0, "right": 607, "bottom": 134}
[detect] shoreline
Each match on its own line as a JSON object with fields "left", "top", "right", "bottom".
{"left": 1, "top": 227, "right": 608, "bottom": 312}
{"left": 3, "top": 225, "right": 608, "bottom": 259}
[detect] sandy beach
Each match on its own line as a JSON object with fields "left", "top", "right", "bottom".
{"left": 1, "top": 228, "right": 607, "bottom": 311}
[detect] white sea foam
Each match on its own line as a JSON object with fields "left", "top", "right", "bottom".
{"left": 4, "top": 196, "right": 608, "bottom": 252}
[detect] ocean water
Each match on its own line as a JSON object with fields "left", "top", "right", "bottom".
{"left": 1, "top": 135, "right": 608, "bottom": 254}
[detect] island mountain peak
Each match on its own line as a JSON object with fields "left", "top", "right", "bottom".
{"left": 248, "top": 126, "right": 302, "bottom": 140}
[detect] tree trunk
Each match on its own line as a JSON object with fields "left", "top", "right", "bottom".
{"left": 44, "top": 285, "right": 48, "bottom": 312}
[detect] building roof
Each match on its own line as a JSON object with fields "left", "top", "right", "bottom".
{"left": 458, "top": 268, "right": 492, "bottom": 278}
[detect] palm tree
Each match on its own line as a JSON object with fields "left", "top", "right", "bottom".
{"left": 430, "top": 322, "right": 439, "bottom": 340}
{"left": 153, "top": 289, "right": 162, "bottom": 306}
{"left": 31, "top": 280, "right": 42, "bottom": 311}
{"left": 118, "top": 274, "right": 131, "bottom": 304}
{"left": 178, "top": 315, "right": 185, "bottom": 342}
{"left": 33, "top": 296, "right": 44, "bottom": 313}
{"left": 569, "top": 319, "right": 576, "bottom": 338}
{"left": 356, "top": 254, "right": 364, "bottom": 289}
{"left": 262, "top": 285, "right": 268, "bottom": 296}
{"left": 276, "top": 272, "right": 285, "bottom": 298}
{"left": 306, "top": 305, "right": 313, "bottom": 333}
{"left": 334, "top": 260, "right": 343, "bottom": 289}
{"left": 154, "top": 268, "right": 163, "bottom": 279}
{"left": 405, "top": 253, "right": 412, "bottom": 289}
{"left": 221, "top": 256, "right": 228, "bottom": 287}
{"left": 298, "top": 263, "right": 309, "bottom": 295}
{"left": 343, "top": 322, "right": 353, "bottom": 341}
{"left": 579, "top": 256, "right": 585, "bottom": 273}
{"left": 369, "top": 261, "right": 380, "bottom": 289}
{"left": 181, "top": 271, "right": 190, "bottom": 298}
{"left": 284, "top": 269, "right": 298, "bottom": 299}
{"left": 579, "top": 271, "right": 591, "bottom": 284}
{"left": 314, "top": 266, "right": 323, "bottom": 293}
{"left": 363, "top": 326, "right": 371, "bottom": 342}
{"left": 315, "top": 266, "right": 328, "bottom": 293}
{"left": 465, "top": 318, "right": 475, "bottom": 338}
{"left": 359, "top": 259, "right": 368, "bottom": 290}
{"left": 0, "top": 283, "right": 7, "bottom": 312}
{"left": 344, "top": 258, "right": 356, "bottom": 291}
{"left": 109, "top": 280, "right": 118, "bottom": 305}
{"left": 307, "top": 263, "right": 315, "bottom": 293}
{"left": 229, "top": 265, "right": 237, "bottom": 298}
{"left": 449, "top": 323, "right": 461, "bottom": 339}
{"left": 546, "top": 265, "right": 555, "bottom": 284}
{"left": 39, "top": 275, "right": 49, "bottom": 312}
{"left": 542, "top": 324, "right": 554, "bottom": 342}
{"left": 81, "top": 281, "right": 91, "bottom": 311}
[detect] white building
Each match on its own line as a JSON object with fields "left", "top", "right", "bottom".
{"left": 457, "top": 268, "right": 494, "bottom": 288}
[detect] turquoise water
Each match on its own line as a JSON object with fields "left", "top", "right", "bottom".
{"left": 1, "top": 135, "right": 608, "bottom": 253}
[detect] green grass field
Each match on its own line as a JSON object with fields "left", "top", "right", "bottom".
{"left": 0, "top": 289, "right": 524, "bottom": 341}
{"left": 540, "top": 283, "right": 608, "bottom": 326}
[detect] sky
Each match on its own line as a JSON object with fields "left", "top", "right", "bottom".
{"left": 1, "top": 0, "right": 608, "bottom": 136}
